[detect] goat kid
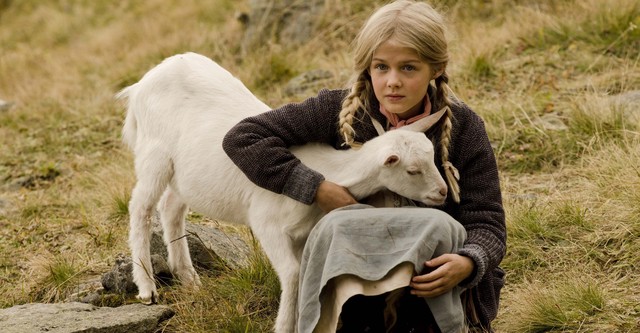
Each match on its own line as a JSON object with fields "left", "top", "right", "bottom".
{"left": 117, "top": 52, "right": 448, "bottom": 333}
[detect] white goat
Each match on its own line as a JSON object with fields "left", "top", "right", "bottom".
{"left": 117, "top": 52, "right": 448, "bottom": 333}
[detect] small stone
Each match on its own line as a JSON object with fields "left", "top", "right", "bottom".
{"left": 610, "top": 90, "right": 640, "bottom": 122}
{"left": 0, "top": 99, "right": 13, "bottom": 112}
{"left": 535, "top": 113, "right": 568, "bottom": 131}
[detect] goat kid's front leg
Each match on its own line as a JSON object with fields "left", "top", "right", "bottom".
{"left": 158, "top": 188, "right": 201, "bottom": 287}
{"left": 251, "top": 218, "right": 302, "bottom": 333}
{"left": 274, "top": 263, "right": 300, "bottom": 333}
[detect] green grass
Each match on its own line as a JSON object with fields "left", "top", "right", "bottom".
{"left": 45, "top": 258, "right": 78, "bottom": 287}
{"left": 520, "top": 1, "right": 640, "bottom": 58}
{"left": 468, "top": 53, "right": 498, "bottom": 80}
{"left": 247, "top": 50, "right": 301, "bottom": 93}
{"left": 166, "top": 243, "right": 280, "bottom": 332}
{"left": 509, "top": 278, "right": 607, "bottom": 332}
{"left": 33, "top": 256, "right": 83, "bottom": 303}
{"left": 502, "top": 199, "right": 596, "bottom": 281}
{"left": 109, "top": 190, "right": 130, "bottom": 222}
{"left": 490, "top": 91, "right": 638, "bottom": 173}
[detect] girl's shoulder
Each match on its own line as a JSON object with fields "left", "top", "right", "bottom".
{"left": 316, "top": 88, "right": 349, "bottom": 102}
{"left": 450, "top": 99, "right": 484, "bottom": 125}
{"left": 272, "top": 88, "right": 348, "bottom": 120}
{"left": 448, "top": 99, "right": 491, "bottom": 142}
{"left": 288, "top": 88, "right": 348, "bottom": 114}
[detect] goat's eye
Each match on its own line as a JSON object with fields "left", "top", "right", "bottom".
{"left": 407, "top": 169, "right": 422, "bottom": 176}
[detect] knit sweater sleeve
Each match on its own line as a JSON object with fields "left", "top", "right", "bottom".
{"left": 222, "top": 89, "right": 346, "bottom": 204}
{"left": 449, "top": 105, "right": 506, "bottom": 289}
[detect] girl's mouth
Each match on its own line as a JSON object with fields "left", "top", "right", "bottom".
{"left": 386, "top": 94, "right": 404, "bottom": 101}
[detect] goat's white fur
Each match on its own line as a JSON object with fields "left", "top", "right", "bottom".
{"left": 117, "top": 52, "right": 448, "bottom": 333}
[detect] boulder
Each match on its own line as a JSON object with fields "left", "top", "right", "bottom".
{"left": 0, "top": 302, "right": 174, "bottom": 333}
{"left": 240, "top": 0, "right": 325, "bottom": 52}
{"left": 100, "top": 216, "right": 250, "bottom": 296}
{"left": 283, "top": 69, "right": 334, "bottom": 97}
{"left": 149, "top": 215, "right": 251, "bottom": 271}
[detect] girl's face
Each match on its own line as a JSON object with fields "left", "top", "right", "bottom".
{"left": 369, "top": 39, "right": 438, "bottom": 119}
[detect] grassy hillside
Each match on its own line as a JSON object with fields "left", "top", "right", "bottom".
{"left": 0, "top": 0, "right": 638, "bottom": 332}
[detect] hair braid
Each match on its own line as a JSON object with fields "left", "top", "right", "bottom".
{"left": 338, "top": 72, "right": 371, "bottom": 148}
{"left": 435, "top": 72, "right": 460, "bottom": 203}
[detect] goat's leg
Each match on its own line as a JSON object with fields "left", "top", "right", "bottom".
{"left": 128, "top": 146, "right": 173, "bottom": 304}
{"left": 251, "top": 217, "right": 302, "bottom": 333}
{"left": 273, "top": 246, "right": 301, "bottom": 333}
{"left": 158, "top": 188, "right": 201, "bottom": 287}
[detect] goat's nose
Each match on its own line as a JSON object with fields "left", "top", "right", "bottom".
{"left": 439, "top": 187, "right": 448, "bottom": 197}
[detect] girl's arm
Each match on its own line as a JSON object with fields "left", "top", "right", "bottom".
{"left": 451, "top": 107, "right": 506, "bottom": 288}
{"left": 411, "top": 105, "right": 505, "bottom": 295}
{"left": 222, "top": 89, "right": 348, "bottom": 205}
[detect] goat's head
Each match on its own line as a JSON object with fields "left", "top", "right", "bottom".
{"left": 372, "top": 107, "right": 450, "bottom": 206}
{"left": 374, "top": 131, "right": 448, "bottom": 206}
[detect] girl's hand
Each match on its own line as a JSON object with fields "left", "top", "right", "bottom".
{"left": 315, "top": 181, "right": 358, "bottom": 213}
{"left": 409, "top": 254, "right": 474, "bottom": 298}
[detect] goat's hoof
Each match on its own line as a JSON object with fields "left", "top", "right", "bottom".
{"left": 136, "top": 290, "right": 158, "bottom": 305}
{"left": 175, "top": 269, "right": 201, "bottom": 288}
{"left": 193, "top": 273, "right": 202, "bottom": 287}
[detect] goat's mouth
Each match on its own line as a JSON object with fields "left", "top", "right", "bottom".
{"left": 422, "top": 196, "right": 446, "bottom": 206}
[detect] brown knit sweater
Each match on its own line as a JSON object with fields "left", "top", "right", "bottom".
{"left": 222, "top": 87, "right": 506, "bottom": 330}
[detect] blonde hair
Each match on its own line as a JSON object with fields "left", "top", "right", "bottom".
{"left": 339, "top": 0, "right": 460, "bottom": 203}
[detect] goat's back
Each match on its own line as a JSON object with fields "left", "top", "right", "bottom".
{"left": 121, "top": 52, "right": 269, "bottom": 148}
{"left": 119, "top": 52, "right": 279, "bottom": 223}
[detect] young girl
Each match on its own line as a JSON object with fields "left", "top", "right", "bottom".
{"left": 223, "top": 1, "right": 505, "bottom": 332}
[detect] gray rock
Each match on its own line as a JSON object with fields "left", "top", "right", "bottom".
{"left": 0, "top": 302, "right": 174, "bottom": 333}
{"left": 284, "top": 69, "right": 334, "bottom": 97}
{"left": 101, "top": 254, "right": 171, "bottom": 294}
{"left": 611, "top": 90, "right": 640, "bottom": 122}
{"left": 65, "top": 276, "right": 104, "bottom": 302}
{"left": 150, "top": 215, "right": 250, "bottom": 271}
{"left": 101, "top": 254, "right": 137, "bottom": 294}
{"left": 612, "top": 90, "right": 640, "bottom": 106}
{"left": 100, "top": 216, "right": 250, "bottom": 297}
{"left": 68, "top": 279, "right": 129, "bottom": 307}
{"left": 0, "top": 196, "right": 9, "bottom": 215}
{"left": 535, "top": 113, "right": 568, "bottom": 131}
{"left": 241, "top": 0, "right": 325, "bottom": 53}
{"left": 0, "top": 98, "right": 13, "bottom": 112}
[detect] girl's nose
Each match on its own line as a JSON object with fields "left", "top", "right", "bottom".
{"left": 387, "top": 71, "right": 401, "bottom": 88}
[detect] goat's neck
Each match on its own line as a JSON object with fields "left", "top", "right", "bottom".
{"left": 313, "top": 147, "right": 384, "bottom": 200}
{"left": 344, "top": 178, "right": 385, "bottom": 200}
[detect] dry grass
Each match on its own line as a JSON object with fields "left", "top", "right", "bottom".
{"left": 1, "top": 0, "right": 639, "bottom": 332}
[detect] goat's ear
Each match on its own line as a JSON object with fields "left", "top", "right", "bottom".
{"left": 401, "top": 106, "right": 449, "bottom": 132}
{"left": 384, "top": 154, "right": 400, "bottom": 166}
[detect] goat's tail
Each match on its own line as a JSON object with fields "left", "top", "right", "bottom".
{"left": 115, "top": 84, "right": 138, "bottom": 152}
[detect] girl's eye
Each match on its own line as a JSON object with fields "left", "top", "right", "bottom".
{"left": 402, "top": 65, "right": 416, "bottom": 71}
{"left": 374, "top": 63, "right": 388, "bottom": 70}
